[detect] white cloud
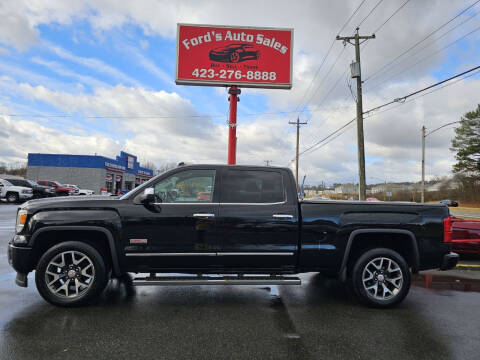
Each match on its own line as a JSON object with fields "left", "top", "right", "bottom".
{"left": 45, "top": 42, "right": 139, "bottom": 85}
{"left": 1, "top": 0, "right": 479, "bottom": 184}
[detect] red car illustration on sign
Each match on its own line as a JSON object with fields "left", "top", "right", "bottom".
{"left": 209, "top": 43, "right": 260, "bottom": 63}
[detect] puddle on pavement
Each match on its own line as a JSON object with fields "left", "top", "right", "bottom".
{"left": 412, "top": 273, "right": 480, "bottom": 292}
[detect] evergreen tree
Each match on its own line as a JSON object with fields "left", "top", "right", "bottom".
{"left": 450, "top": 104, "right": 480, "bottom": 179}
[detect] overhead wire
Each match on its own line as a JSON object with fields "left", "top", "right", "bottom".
{"left": 297, "top": 0, "right": 410, "bottom": 152}
{"left": 363, "top": 0, "right": 480, "bottom": 83}
{"left": 357, "top": 0, "right": 385, "bottom": 28}
{"left": 363, "top": 64, "right": 480, "bottom": 116}
{"left": 286, "top": 0, "right": 367, "bottom": 124}
{"left": 366, "top": 8, "right": 480, "bottom": 90}
{"left": 296, "top": 64, "right": 480, "bottom": 158}
{"left": 372, "top": 0, "right": 411, "bottom": 34}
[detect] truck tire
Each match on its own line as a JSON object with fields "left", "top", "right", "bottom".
{"left": 35, "top": 241, "right": 108, "bottom": 307}
{"left": 351, "top": 248, "right": 411, "bottom": 308}
{"left": 6, "top": 192, "right": 19, "bottom": 203}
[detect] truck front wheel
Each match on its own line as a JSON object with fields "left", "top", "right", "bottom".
{"left": 352, "top": 248, "right": 411, "bottom": 308}
{"left": 35, "top": 241, "right": 108, "bottom": 307}
{"left": 6, "top": 192, "right": 19, "bottom": 203}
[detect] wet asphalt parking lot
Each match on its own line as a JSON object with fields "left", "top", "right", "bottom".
{"left": 0, "top": 203, "right": 479, "bottom": 360}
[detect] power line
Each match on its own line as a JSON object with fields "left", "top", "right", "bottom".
{"left": 286, "top": 0, "right": 367, "bottom": 123}
{"left": 372, "top": 0, "right": 411, "bottom": 34}
{"left": 425, "top": 121, "right": 462, "bottom": 137}
{"left": 363, "top": 64, "right": 480, "bottom": 116}
{"left": 361, "top": 0, "right": 411, "bottom": 51}
{"left": 297, "top": 64, "right": 480, "bottom": 158}
{"left": 0, "top": 102, "right": 355, "bottom": 120}
{"left": 366, "top": 9, "right": 480, "bottom": 90}
{"left": 363, "top": 0, "right": 480, "bottom": 83}
{"left": 298, "top": 117, "right": 356, "bottom": 157}
{"left": 300, "top": 46, "right": 347, "bottom": 120}
{"left": 357, "top": 0, "right": 385, "bottom": 28}
{"left": 364, "top": 67, "right": 480, "bottom": 119}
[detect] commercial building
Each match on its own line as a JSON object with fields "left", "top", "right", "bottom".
{"left": 26, "top": 151, "right": 153, "bottom": 194}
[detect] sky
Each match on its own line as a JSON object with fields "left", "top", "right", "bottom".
{"left": 0, "top": 0, "right": 479, "bottom": 185}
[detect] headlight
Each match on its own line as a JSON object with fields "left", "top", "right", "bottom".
{"left": 16, "top": 210, "right": 28, "bottom": 234}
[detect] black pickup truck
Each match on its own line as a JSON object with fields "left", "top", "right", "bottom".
{"left": 8, "top": 164, "right": 458, "bottom": 307}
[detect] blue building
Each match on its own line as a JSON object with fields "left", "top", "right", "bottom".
{"left": 27, "top": 151, "right": 154, "bottom": 194}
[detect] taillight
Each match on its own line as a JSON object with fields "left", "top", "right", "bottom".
{"left": 443, "top": 216, "right": 453, "bottom": 242}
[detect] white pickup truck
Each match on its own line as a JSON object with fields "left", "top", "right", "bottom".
{"left": 0, "top": 178, "right": 34, "bottom": 203}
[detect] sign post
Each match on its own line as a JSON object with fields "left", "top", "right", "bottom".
{"left": 176, "top": 24, "right": 293, "bottom": 163}
{"left": 228, "top": 86, "right": 240, "bottom": 164}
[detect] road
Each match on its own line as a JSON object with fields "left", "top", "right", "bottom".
{"left": 450, "top": 208, "right": 480, "bottom": 219}
{"left": 1, "top": 204, "right": 479, "bottom": 360}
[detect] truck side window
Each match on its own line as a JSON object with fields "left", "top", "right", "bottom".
{"left": 221, "top": 170, "right": 285, "bottom": 203}
{"left": 154, "top": 169, "right": 215, "bottom": 203}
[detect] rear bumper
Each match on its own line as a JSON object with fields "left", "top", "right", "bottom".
{"left": 440, "top": 252, "right": 459, "bottom": 270}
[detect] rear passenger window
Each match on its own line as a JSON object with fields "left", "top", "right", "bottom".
{"left": 221, "top": 170, "right": 285, "bottom": 203}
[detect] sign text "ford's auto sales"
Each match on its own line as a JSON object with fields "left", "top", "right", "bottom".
{"left": 176, "top": 24, "right": 293, "bottom": 89}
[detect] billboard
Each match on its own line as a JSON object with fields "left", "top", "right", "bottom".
{"left": 176, "top": 24, "right": 293, "bottom": 89}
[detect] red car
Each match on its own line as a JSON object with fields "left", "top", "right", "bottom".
{"left": 450, "top": 217, "right": 480, "bottom": 255}
{"left": 36, "top": 180, "right": 76, "bottom": 196}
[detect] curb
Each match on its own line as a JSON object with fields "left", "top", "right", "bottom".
{"left": 456, "top": 264, "right": 480, "bottom": 271}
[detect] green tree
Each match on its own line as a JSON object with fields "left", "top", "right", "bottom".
{"left": 450, "top": 104, "right": 480, "bottom": 178}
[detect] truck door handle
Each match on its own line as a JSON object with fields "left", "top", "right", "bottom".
{"left": 193, "top": 213, "right": 215, "bottom": 218}
{"left": 272, "top": 214, "right": 294, "bottom": 219}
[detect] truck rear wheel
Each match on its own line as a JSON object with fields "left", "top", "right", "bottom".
{"left": 351, "top": 248, "right": 411, "bottom": 308}
{"left": 35, "top": 241, "right": 108, "bottom": 307}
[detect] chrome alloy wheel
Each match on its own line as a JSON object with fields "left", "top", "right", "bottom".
{"left": 362, "top": 257, "right": 403, "bottom": 301}
{"left": 45, "top": 251, "right": 95, "bottom": 298}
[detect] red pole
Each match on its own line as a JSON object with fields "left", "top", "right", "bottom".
{"left": 227, "top": 86, "right": 240, "bottom": 164}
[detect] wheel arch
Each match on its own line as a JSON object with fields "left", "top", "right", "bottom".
{"left": 31, "top": 226, "right": 121, "bottom": 276}
{"left": 339, "top": 229, "right": 420, "bottom": 281}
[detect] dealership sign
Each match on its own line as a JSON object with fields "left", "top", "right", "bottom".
{"left": 176, "top": 24, "right": 293, "bottom": 89}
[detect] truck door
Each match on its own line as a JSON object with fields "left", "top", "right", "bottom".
{"left": 217, "top": 168, "right": 299, "bottom": 270}
{"left": 121, "top": 168, "right": 220, "bottom": 271}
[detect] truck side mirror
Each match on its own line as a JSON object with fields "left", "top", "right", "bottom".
{"left": 140, "top": 187, "right": 156, "bottom": 205}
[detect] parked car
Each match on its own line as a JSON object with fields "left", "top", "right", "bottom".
{"left": 439, "top": 200, "right": 458, "bottom": 207}
{"left": 451, "top": 217, "right": 480, "bottom": 255}
{"left": 196, "top": 191, "right": 211, "bottom": 201}
{"left": 0, "top": 178, "right": 33, "bottom": 203}
{"left": 7, "top": 179, "right": 56, "bottom": 198}
{"left": 9, "top": 164, "right": 457, "bottom": 308}
{"left": 36, "top": 181, "right": 76, "bottom": 196}
{"left": 64, "top": 184, "right": 94, "bottom": 196}
{"left": 209, "top": 43, "right": 260, "bottom": 63}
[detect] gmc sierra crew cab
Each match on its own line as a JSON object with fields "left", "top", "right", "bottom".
{"left": 8, "top": 164, "right": 458, "bottom": 307}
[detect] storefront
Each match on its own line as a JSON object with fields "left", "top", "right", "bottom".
{"left": 27, "top": 151, "right": 154, "bottom": 194}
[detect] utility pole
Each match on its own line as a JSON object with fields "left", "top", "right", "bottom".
{"left": 264, "top": 160, "right": 273, "bottom": 166}
{"left": 384, "top": 180, "right": 386, "bottom": 201}
{"left": 337, "top": 28, "right": 375, "bottom": 201}
{"left": 421, "top": 125, "right": 426, "bottom": 203}
{"left": 289, "top": 117, "right": 307, "bottom": 191}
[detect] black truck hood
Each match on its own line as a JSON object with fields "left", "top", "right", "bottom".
{"left": 21, "top": 195, "right": 122, "bottom": 212}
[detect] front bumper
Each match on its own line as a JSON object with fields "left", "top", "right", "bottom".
{"left": 440, "top": 252, "right": 459, "bottom": 270}
{"left": 19, "top": 193, "right": 33, "bottom": 200}
{"left": 8, "top": 242, "right": 34, "bottom": 280}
